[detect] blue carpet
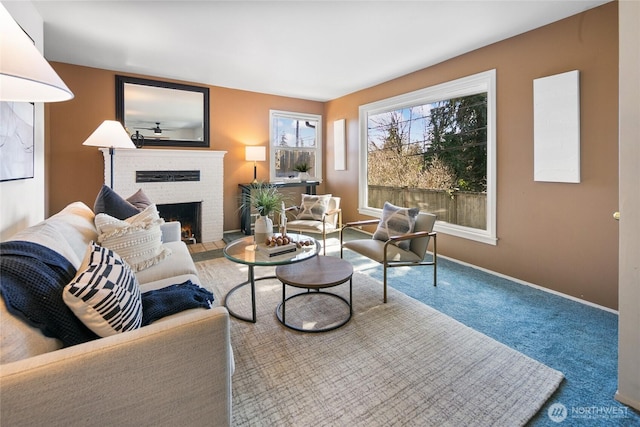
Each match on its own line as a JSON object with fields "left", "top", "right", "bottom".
{"left": 218, "top": 230, "right": 640, "bottom": 426}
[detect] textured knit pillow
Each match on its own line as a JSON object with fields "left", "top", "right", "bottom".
{"left": 95, "top": 204, "right": 171, "bottom": 272}
{"left": 63, "top": 242, "right": 142, "bottom": 337}
{"left": 296, "top": 194, "right": 331, "bottom": 221}
{"left": 373, "top": 202, "right": 420, "bottom": 251}
{"left": 93, "top": 185, "right": 140, "bottom": 219}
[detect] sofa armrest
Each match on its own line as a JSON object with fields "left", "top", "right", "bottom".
{"left": 161, "top": 221, "right": 182, "bottom": 243}
{"left": 0, "top": 306, "right": 233, "bottom": 427}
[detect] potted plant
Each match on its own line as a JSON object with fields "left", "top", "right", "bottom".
{"left": 242, "top": 182, "right": 286, "bottom": 244}
{"left": 294, "top": 162, "right": 312, "bottom": 182}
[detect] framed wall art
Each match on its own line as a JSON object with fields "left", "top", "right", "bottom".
{"left": 0, "top": 101, "right": 35, "bottom": 182}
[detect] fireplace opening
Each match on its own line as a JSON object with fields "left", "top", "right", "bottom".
{"left": 157, "top": 202, "right": 202, "bottom": 244}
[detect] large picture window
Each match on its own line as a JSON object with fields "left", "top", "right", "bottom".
{"left": 359, "top": 70, "right": 496, "bottom": 244}
{"left": 269, "top": 110, "right": 323, "bottom": 182}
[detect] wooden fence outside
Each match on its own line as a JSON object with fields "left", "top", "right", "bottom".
{"left": 368, "top": 185, "right": 487, "bottom": 230}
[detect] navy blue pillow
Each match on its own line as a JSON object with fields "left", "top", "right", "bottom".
{"left": 93, "top": 185, "right": 140, "bottom": 219}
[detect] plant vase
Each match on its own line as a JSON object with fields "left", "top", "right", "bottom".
{"left": 298, "top": 172, "right": 311, "bottom": 182}
{"left": 254, "top": 215, "right": 273, "bottom": 245}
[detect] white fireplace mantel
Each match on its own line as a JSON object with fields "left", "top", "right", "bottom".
{"left": 100, "top": 148, "right": 226, "bottom": 242}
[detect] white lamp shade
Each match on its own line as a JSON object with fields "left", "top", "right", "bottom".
{"left": 0, "top": 3, "right": 74, "bottom": 102}
{"left": 245, "top": 146, "right": 266, "bottom": 162}
{"left": 83, "top": 120, "right": 137, "bottom": 149}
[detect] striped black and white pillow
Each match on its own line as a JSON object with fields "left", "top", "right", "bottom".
{"left": 63, "top": 242, "right": 142, "bottom": 337}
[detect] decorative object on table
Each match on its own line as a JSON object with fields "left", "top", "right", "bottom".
{"left": 294, "top": 161, "right": 312, "bottom": 182}
{"left": 242, "top": 182, "right": 286, "bottom": 245}
{"left": 0, "top": 3, "right": 73, "bottom": 102}
{"left": 82, "top": 120, "right": 137, "bottom": 189}
{"left": 279, "top": 201, "right": 287, "bottom": 235}
{"left": 246, "top": 146, "right": 266, "bottom": 183}
{"left": 254, "top": 215, "right": 273, "bottom": 248}
{"left": 263, "top": 235, "right": 297, "bottom": 257}
{"left": 131, "top": 130, "right": 145, "bottom": 148}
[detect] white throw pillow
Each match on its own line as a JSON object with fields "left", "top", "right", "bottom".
{"left": 296, "top": 194, "right": 332, "bottom": 221}
{"left": 95, "top": 204, "right": 171, "bottom": 272}
{"left": 373, "top": 202, "right": 419, "bottom": 251}
{"left": 63, "top": 242, "right": 142, "bottom": 337}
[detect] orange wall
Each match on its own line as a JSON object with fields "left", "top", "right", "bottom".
{"left": 47, "top": 2, "right": 619, "bottom": 309}
{"left": 45, "top": 64, "right": 323, "bottom": 232}
{"left": 325, "top": 2, "right": 619, "bottom": 308}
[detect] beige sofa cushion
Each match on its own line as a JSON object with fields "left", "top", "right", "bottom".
{"left": 6, "top": 202, "right": 97, "bottom": 269}
{"left": 134, "top": 241, "right": 198, "bottom": 285}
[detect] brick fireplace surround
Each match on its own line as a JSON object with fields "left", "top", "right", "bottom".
{"left": 99, "top": 148, "right": 226, "bottom": 242}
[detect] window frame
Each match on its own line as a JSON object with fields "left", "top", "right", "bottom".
{"left": 269, "top": 110, "right": 323, "bottom": 183}
{"left": 358, "top": 69, "right": 497, "bottom": 245}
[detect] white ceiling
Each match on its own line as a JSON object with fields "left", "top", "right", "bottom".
{"left": 32, "top": 0, "right": 610, "bottom": 102}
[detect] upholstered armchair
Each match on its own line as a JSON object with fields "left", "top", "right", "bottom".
{"left": 284, "top": 194, "right": 341, "bottom": 255}
{"left": 340, "top": 203, "right": 437, "bottom": 303}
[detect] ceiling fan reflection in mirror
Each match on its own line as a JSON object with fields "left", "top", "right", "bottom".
{"left": 136, "top": 122, "right": 176, "bottom": 135}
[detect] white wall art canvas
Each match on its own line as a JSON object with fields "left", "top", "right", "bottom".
{"left": 533, "top": 70, "right": 581, "bottom": 183}
{"left": 0, "top": 101, "right": 35, "bottom": 181}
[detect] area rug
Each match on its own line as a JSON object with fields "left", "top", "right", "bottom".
{"left": 196, "top": 257, "right": 563, "bottom": 426}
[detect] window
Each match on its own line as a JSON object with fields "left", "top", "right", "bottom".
{"left": 269, "top": 110, "right": 323, "bottom": 182}
{"left": 358, "top": 70, "right": 497, "bottom": 245}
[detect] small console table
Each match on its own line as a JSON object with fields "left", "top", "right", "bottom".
{"left": 239, "top": 181, "right": 319, "bottom": 235}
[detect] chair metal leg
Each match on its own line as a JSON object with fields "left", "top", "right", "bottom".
{"left": 383, "top": 263, "right": 388, "bottom": 303}
{"left": 433, "top": 233, "right": 437, "bottom": 287}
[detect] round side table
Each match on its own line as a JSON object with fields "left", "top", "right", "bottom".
{"left": 275, "top": 256, "right": 353, "bottom": 332}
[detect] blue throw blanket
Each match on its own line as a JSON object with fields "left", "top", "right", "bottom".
{"left": 142, "top": 280, "right": 214, "bottom": 325}
{"left": 0, "top": 240, "right": 98, "bottom": 346}
{"left": 1, "top": 241, "right": 215, "bottom": 347}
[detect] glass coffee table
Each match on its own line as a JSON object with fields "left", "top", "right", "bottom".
{"left": 223, "top": 234, "right": 320, "bottom": 323}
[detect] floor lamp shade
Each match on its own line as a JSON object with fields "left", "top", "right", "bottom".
{"left": 83, "top": 120, "right": 136, "bottom": 188}
{"left": 0, "top": 3, "right": 74, "bottom": 102}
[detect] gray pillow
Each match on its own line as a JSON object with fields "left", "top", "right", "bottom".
{"left": 373, "top": 202, "right": 419, "bottom": 251}
{"left": 93, "top": 185, "right": 141, "bottom": 219}
{"left": 126, "top": 188, "right": 153, "bottom": 210}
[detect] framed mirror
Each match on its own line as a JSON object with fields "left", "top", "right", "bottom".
{"left": 116, "top": 75, "right": 210, "bottom": 148}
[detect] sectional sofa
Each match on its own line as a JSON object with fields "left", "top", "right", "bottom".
{"left": 0, "top": 200, "right": 233, "bottom": 426}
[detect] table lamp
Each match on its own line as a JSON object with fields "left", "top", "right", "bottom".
{"left": 245, "top": 146, "right": 266, "bottom": 183}
{"left": 0, "top": 3, "right": 73, "bottom": 102}
{"left": 82, "top": 120, "right": 136, "bottom": 188}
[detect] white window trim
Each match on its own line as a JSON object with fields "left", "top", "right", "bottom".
{"left": 269, "top": 109, "right": 323, "bottom": 183}
{"left": 358, "top": 69, "right": 497, "bottom": 245}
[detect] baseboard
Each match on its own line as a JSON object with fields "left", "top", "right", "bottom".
{"left": 437, "top": 253, "right": 618, "bottom": 315}
{"left": 615, "top": 390, "right": 640, "bottom": 412}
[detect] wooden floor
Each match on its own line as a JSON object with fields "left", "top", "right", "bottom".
{"left": 186, "top": 240, "right": 226, "bottom": 255}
